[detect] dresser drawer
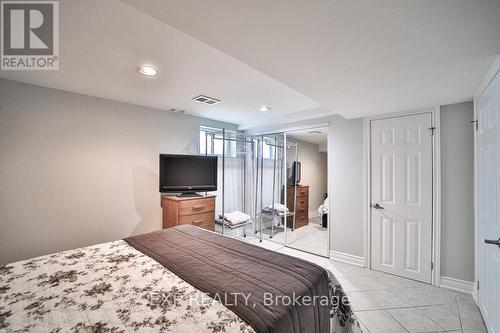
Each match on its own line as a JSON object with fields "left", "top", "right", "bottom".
{"left": 295, "top": 206, "right": 308, "bottom": 215}
{"left": 296, "top": 211, "right": 309, "bottom": 221}
{"left": 295, "top": 211, "right": 309, "bottom": 227}
{"left": 286, "top": 187, "right": 309, "bottom": 198}
{"left": 296, "top": 197, "right": 307, "bottom": 205}
{"left": 178, "top": 212, "right": 215, "bottom": 230}
{"left": 296, "top": 186, "right": 309, "bottom": 197}
{"left": 178, "top": 197, "right": 215, "bottom": 216}
{"left": 286, "top": 197, "right": 308, "bottom": 208}
{"left": 286, "top": 212, "right": 309, "bottom": 229}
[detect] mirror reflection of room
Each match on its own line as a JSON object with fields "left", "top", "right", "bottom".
{"left": 204, "top": 126, "right": 329, "bottom": 258}
{"left": 265, "top": 127, "right": 328, "bottom": 256}
{"left": 282, "top": 127, "right": 329, "bottom": 257}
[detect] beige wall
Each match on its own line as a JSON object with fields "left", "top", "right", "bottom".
{"left": 286, "top": 137, "right": 328, "bottom": 216}
{"left": 0, "top": 79, "right": 235, "bottom": 265}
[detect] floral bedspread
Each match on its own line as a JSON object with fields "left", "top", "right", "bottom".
{"left": 0, "top": 240, "right": 361, "bottom": 333}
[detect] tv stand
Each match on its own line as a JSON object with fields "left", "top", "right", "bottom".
{"left": 162, "top": 195, "right": 216, "bottom": 231}
{"left": 177, "top": 192, "right": 202, "bottom": 197}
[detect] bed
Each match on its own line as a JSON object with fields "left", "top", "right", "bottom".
{"left": 0, "top": 225, "right": 361, "bottom": 333}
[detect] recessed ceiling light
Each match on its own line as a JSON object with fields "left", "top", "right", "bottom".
{"left": 259, "top": 105, "right": 271, "bottom": 112}
{"left": 137, "top": 64, "right": 158, "bottom": 76}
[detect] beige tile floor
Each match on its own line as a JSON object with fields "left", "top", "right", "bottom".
{"left": 258, "top": 216, "right": 329, "bottom": 256}
{"left": 240, "top": 236, "right": 487, "bottom": 333}
{"left": 267, "top": 222, "right": 329, "bottom": 256}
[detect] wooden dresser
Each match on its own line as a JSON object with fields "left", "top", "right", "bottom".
{"left": 283, "top": 185, "right": 309, "bottom": 229}
{"left": 162, "top": 195, "right": 216, "bottom": 231}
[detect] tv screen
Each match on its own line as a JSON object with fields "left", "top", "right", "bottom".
{"left": 288, "top": 161, "right": 301, "bottom": 185}
{"left": 159, "top": 154, "right": 218, "bottom": 193}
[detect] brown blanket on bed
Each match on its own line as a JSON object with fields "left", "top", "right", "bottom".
{"left": 124, "top": 225, "right": 330, "bottom": 333}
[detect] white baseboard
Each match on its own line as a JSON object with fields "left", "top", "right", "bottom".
{"left": 330, "top": 251, "right": 366, "bottom": 268}
{"left": 439, "top": 276, "right": 474, "bottom": 295}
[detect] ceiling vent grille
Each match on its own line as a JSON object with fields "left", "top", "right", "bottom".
{"left": 193, "top": 95, "right": 220, "bottom": 105}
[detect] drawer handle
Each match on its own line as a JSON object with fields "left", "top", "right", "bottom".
{"left": 193, "top": 219, "right": 204, "bottom": 224}
{"left": 193, "top": 205, "right": 205, "bottom": 210}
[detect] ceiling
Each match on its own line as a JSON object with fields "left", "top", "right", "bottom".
{"left": 287, "top": 128, "right": 329, "bottom": 146}
{"left": 125, "top": 0, "right": 500, "bottom": 124}
{"left": 0, "top": 0, "right": 320, "bottom": 126}
{"left": 2, "top": 1, "right": 499, "bottom": 130}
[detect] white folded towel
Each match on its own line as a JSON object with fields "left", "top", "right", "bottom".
{"left": 224, "top": 210, "right": 251, "bottom": 225}
{"left": 265, "top": 203, "right": 288, "bottom": 213}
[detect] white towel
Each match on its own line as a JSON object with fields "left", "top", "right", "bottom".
{"left": 224, "top": 210, "right": 251, "bottom": 225}
{"left": 265, "top": 203, "right": 288, "bottom": 213}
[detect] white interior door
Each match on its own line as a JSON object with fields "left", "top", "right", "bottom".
{"left": 371, "top": 113, "right": 433, "bottom": 283}
{"left": 477, "top": 71, "right": 500, "bottom": 333}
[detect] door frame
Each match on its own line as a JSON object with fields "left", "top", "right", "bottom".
{"left": 473, "top": 55, "right": 500, "bottom": 303}
{"left": 362, "top": 107, "right": 441, "bottom": 285}
{"left": 250, "top": 121, "right": 332, "bottom": 258}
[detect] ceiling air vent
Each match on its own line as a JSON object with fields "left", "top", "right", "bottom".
{"left": 193, "top": 95, "right": 220, "bottom": 105}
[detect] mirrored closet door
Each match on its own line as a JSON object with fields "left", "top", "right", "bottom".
{"left": 208, "top": 126, "right": 329, "bottom": 258}
{"left": 283, "top": 126, "right": 329, "bottom": 257}
{"left": 208, "top": 129, "right": 257, "bottom": 239}
{"left": 255, "top": 133, "right": 289, "bottom": 245}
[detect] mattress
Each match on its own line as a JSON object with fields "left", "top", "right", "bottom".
{"left": 0, "top": 226, "right": 361, "bottom": 333}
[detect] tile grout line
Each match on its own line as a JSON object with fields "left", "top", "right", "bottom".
{"left": 455, "top": 297, "right": 465, "bottom": 332}
{"left": 357, "top": 307, "right": 451, "bottom": 333}
{"left": 350, "top": 292, "right": 463, "bottom": 332}
{"left": 354, "top": 302, "right": 457, "bottom": 312}
{"left": 354, "top": 315, "right": 371, "bottom": 333}
{"left": 383, "top": 309, "right": 411, "bottom": 333}
{"left": 339, "top": 287, "right": 458, "bottom": 293}
{"left": 417, "top": 305, "right": 450, "bottom": 332}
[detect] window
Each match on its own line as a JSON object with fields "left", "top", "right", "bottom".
{"left": 199, "top": 127, "right": 214, "bottom": 155}
{"left": 259, "top": 138, "right": 279, "bottom": 160}
{"left": 200, "top": 127, "right": 277, "bottom": 159}
{"left": 199, "top": 126, "right": 236, "bottom": 157}
{"left": 262, "top": 141, "right": 272, "bottom": 159}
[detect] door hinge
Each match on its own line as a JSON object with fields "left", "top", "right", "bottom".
{"left": 431, "top": 262, "right": 434, "bottom": 270}
{"left": 428, "top": 127, "right": 436, "bottom": 135}
{"left": 477, "top": 280, "right": 480, "bottom": 290}
{"left": 471, "top": 120, "right": 479, "bottom": 131}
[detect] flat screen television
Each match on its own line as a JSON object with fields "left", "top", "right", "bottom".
{"left": 288, "top": 161, "right": 301, "bottom": 185}
{"left": 159, "top": 154, "right": 217, "bottom": 195}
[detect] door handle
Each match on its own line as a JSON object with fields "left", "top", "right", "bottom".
{"left": 484, "top": 238, "right": 500, "bottom": 248}
{"left": 372, "top": 203, "right": 384, "bottom": 210}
